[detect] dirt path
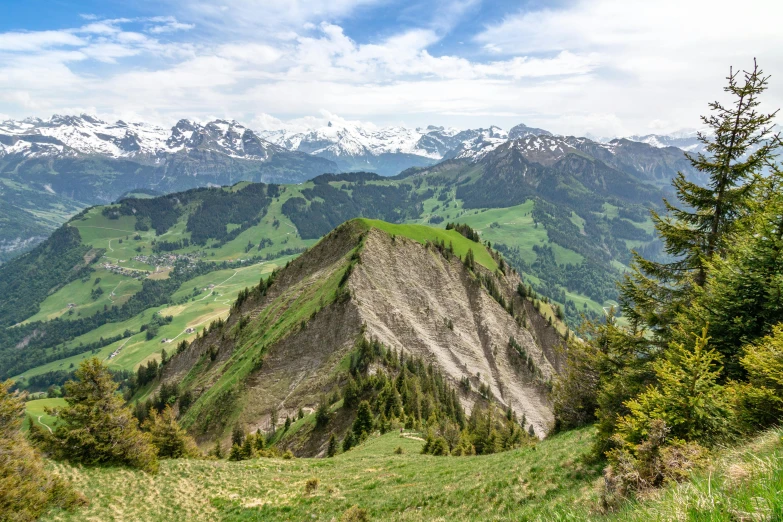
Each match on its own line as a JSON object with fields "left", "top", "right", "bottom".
{"left": 37, "top": 415, "right": 53, "bottom": 433}
{"left": 108, "top": 280, "right": 124, "bottom": 302}
{"left": 78, "top": 225, "right": 135, "bottom": 234}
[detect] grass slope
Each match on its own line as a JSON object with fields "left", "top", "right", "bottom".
{"left": 357, "top": 218, "right": 499, "bottom": 272}
{"left": 23, "top": 397, "right": 66, "bottom": 432}
{"left": 39, "top": 426, "right": 783, "bottom": 521}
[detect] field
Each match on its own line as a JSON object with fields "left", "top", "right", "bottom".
{"left": 23, "top": 397, "right": 66, "bottom": 432}
{"left": 38, "top": 425, "right": 783, "bottom": 522}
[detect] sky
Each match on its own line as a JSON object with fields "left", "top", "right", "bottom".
{"left": 0, "top": 0, "right": 782, "bottom": 137}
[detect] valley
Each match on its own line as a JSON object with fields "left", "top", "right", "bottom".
{"left": 2, "top": 145, "right": 660, "bottom": 390}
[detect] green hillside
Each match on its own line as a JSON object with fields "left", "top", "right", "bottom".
{"left": 1, "top": 156, "right": 663, "bottom": 389}
{"left": 356, "top": 218, "right": 499, "bottom": 271}
{"left": 35, "top": 425, "right": 782, "bottom": 521}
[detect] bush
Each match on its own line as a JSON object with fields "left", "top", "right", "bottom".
{"left": 304, "top": 477, "right": 320, "bottom": 495}
{"left": 340, "top": 505, "right": 370, "bottom": 522}
{"left": 394, "top": 446, "right": 404, "bottom": 455}
{"left": 282, "top": 449, "right": 295, "bottom": 460}
{"left": 0, "top": 381, "right": 86, "bottom": 521}
{"left": 604, "top": 419, "right": 707, "bottom": 505}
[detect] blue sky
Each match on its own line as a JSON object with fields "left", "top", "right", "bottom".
{"left": 0, "top": 0, "right": 781, "bottom": 136}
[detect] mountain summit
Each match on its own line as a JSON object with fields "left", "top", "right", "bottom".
{"left": 160, "top": 219, "right": 565, "bottom": 454}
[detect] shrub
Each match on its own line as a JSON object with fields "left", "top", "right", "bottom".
{"left": 394, "top": 446, "right": 404, "bottom": 455}
{"left": 282, "top": 449, "right": 295, "bottom": 460}
{"left": 604, "top": 419, "right": 707, "bottom": 505}
{"left": 304, "top": 477, "right": 320, "bottom": 495}
{"left": 340, "top": 505, "right": 370, "bottom": 522}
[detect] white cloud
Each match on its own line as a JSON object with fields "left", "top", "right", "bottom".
{"left": 0, "top": 2, "right": 781, "bottom": 138}
{"left": 0, "top": 31, "right": 85, "bottom": 51}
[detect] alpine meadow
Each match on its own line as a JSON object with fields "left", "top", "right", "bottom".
{"left": 1, "top": 2, "right": 783, "bottom": 521}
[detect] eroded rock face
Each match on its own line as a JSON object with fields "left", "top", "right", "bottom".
{"left": 351, "top": 229, "right": 557, "bottom": 437}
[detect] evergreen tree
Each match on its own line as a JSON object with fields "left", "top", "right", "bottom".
{"left": 463, "top": 248, "right": 475, "bottom": 271}
{"left": 143, "top": 405, "right": 199, "bottom": 458}
{"left": 228, "top": 443, "right": 243, "bottom": 461}
{"left": 616, "top": 327, "right": 732, "bottom": 446}
{"left": 679, "top": 172, "right": 783, "bottom": 377}
{"left": 327, "top": 433, "right": 337, "bottom": 457}
{"left": 212, "top": 440, "right": 223, "bottom": 459}
{"left": 231, "top": 424, "right": 245, "bottom": 447}
{"left": 342, "top": 430, "right": 356, "bottom": 452}
{"left": 353, "top": 400, "right": 374, "bottom": 439}
{"left": 254, "top": 428, "right": 266, "bottom": 451}
{"left": 315, "top": 399, "right": 331, "bottom": 428}
{"left": 30, "top": 358, "right": 159, "bottom": 473}
{"left": 737, "top": 324, "right": 783, "bottom": 429}
{"left": 620, "top": 61, "right": 779, "bottom": 336}
{"left": 240, "top": 434, "right": 255, "bottom": 459}
{"left": 0, "top": 380, "right": 85, "bottom": 521}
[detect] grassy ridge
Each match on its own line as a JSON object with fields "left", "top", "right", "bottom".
{"left": 357, "top": 218, "right": 499, "bottom": 272}
{"left": 38, "top": 426, "right": 783, "bottom": 521}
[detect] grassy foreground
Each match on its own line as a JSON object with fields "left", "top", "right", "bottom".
{"left": 39, "top": 425, "right": 783, "bottom": 522}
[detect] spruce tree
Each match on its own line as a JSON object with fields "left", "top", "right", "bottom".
{"left": 240, "top": 434, "right": 255, "bottom": 459}
{"left": 327, "top": 433, "right": 337, "bottom": 457}
{"left": 679, "top": 171, "right": 783, "bottom": 377}
{"left": 1, "top": 381, "right": 85, "bottom": 520}
{"left": 353, "top": 400, "right": 374, "bottom": 440}
{"left": 254, "top": 428, "right": 266, "bottom": 451}
{"left": 620, "top": 60, "right": 779, "bottom": 335}
{"left": 231, "top": 424, "right": 245, "bottom": 447}
{"left": 143, "top": 405, "right": 199, "bottom": 458}
{"left": 616, "top": 327, "right": 732, "bottom": 446}
{"left": 30, "top": 358, "right": 159, "bottom": 473}
{"left": 228, "top": 443, "right": 243, "bottom": 461}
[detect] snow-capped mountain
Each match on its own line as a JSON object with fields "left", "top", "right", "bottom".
{"left": 624, "top": 130, "right": 704, "bottom": 153}
{"left": 445, "top": 126, "right": 509, "bottom": 161}
{"left": 0, "top": 114, "right": 293, "bottom": 162}
{"left": 260, "top": 122, "right": 527, "bottom": 175}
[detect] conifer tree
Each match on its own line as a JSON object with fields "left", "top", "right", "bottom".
{"left": 30, "top": 358, "right": 159, "bottom": 473}
{"left": 231, "top": 424, "right": 245, "bottom": 447}
{"left": 228, "top": 443, "right": 243, "bottom": 461}
{"left": 240, "top": 434, "right": 255, "bottom": 459}
{"left": 342, "top": 430, "right": 356, "bottom": 452}
{"left": 353, "top": 400, "right": 374, "bottom": 440}
{"left": 0, "top": 381, "right": 85, "bottom": 521}
{"left": 679, "top": 172, "right": 783, "bottom": 377}
{"left": 315, "top": 399, "right": 331, "bottom": 428}
{"left": 616, "top": 327, "right": 732, "bottom": 446}
{"left": 327, "top": 433, "right": 337, "bottom": 457}
{"left": 254, "top": 428, "right": 266, "bottom": 451}
{"left": 620, "top": 60, "right": 780, "bottom": 336}
{"left": 143, "top": 405, "right": 199, "bottom": 458}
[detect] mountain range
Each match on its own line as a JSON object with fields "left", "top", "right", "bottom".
{"left": 0, "top": 114, "right": 698, "bottom": 262}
